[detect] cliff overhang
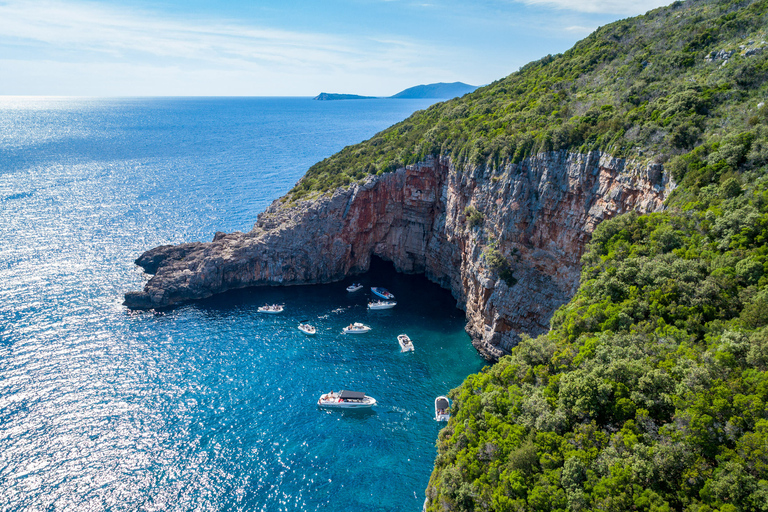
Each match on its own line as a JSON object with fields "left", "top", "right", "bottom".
{"left": 125, "top": 151, "right": 673, "bottom": 359}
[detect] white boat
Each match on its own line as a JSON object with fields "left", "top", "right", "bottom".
{"left": 398, "top": 334, "right": 414, "bottom": 352}
{"left": 368, "top": 300, "right": 396, "bottom": 310}
{"left": 346, "top": 283, "right": 363, "bottom": 292}
{"left": 342, "top": 322, "right": 371, "bottom": 334}
{"left": 435, "top": 396, "right": 450, "bottom": 421}
{"left": 258, "top": 304, "right": 283, "bottom": 314}
{"left": 318, "top": 390, "right": 377, "bottom": 409}
{"left": 298, "top": 323, "right": 316, "bottom": 335}
{"left": 371, "top": 287, "right": 395, "bottom": 300}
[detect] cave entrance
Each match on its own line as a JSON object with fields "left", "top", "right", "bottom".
{"left": 364, "top": 255, "right": 461, "bottom": 319}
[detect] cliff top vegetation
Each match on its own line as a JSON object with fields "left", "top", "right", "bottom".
{"left": 288, "top": 0, "right": 767, "bottom": 202}
{"left": 415, "top": 1, "right": 768, "bottom": 510}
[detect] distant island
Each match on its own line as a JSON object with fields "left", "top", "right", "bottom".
{"left": 313, "top": 92, "right": 377, "bottom": 101}
{"left": 389, "top": 82, "right": 477, "bottom": 99}
{"left": 313, "top": 82, "right": 477, "bottom": 101}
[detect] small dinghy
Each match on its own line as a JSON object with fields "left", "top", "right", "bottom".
{"left": 368, "top": 300, "right": 396, "bottom": 310}
{"left": 318, "top": 390, "right": 377, "bottom": 409}
{"left": 342, "top": 322, "right": 371, "bottom": 334}
{"left": 346, "top": 283, "right": 363, "bottom": 292}
{"left": 398, "top": 334, "right": 414, "bottom": 352}
{"left": 298, "top": 321, "right": 316, "bottom": 335}
{"left": 435, "top": 396, "right": 450, "bottom": 422}
{"left": 371, "top": 287, "right": 395, "bottom": 300}
{"left": 258, "top": 304, "right": 283, "bottom": 314}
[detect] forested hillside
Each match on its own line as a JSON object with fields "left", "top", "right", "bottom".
{"left": 289, "top": 0, "right": 767, "bottom": 203}
{"left": 417, "top": 0, "right": 768, "bottom": 510}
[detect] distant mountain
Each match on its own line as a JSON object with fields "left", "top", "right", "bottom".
{"left": 389, "top": 82, "right": 477, "bottom": 99}
{"left": 313, "top": 82, "right": 477, "bottom": 101}
{"left": 313, "top": 93, "right": 376, "bottom": 100}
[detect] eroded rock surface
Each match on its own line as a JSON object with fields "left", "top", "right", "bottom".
{"left": 125, "top": 151, "right": 672, "bottom": 359}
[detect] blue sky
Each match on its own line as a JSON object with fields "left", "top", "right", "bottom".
{"left": 0, "top": 0, "right": 671, "bottom": 96}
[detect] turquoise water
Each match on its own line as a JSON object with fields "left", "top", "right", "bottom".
{"left": 0, "top": 97, "right": 485, "bottom": 511}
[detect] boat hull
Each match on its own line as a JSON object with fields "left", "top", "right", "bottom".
{"left": 342, "top": 323, "right": 371, "bottom": 334}
{"left": 435, "top": 396, "right": 450, "bottom": 422}
{"left": 317, "top": 399, "right": 377, "bottom": 409}
{"left": 370, "top": 287, "right": 394, "bottom": 300}
{"left": 368, "top": 301, "right": 396, "bottom": 310}
{"left": 257, "top": 304, "right": 284, "bottom": 315}
{"left": 318, "top": 393, "right": 377, "bottom": 408}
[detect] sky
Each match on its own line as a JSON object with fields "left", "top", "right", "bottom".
{"left": 0, "top": 0, "right": 672, "bottom": 96}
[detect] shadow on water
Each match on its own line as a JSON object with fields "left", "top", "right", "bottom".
{"left": 135, "top": 256, "right": 484, "bottom": 511}
{"left": 195, "top": 255, "right": 465, "bottom": 322}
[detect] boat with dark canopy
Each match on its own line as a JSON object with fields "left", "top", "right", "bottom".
{"left": 318, "top": 390, "right": 377, "bottom": 409}
{"left": 435, "top": 396, "right": 450, "bottom": 421}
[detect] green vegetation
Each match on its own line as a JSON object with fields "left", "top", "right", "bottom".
{"left": 427, "top": 164, "right": 768, "bottom": 510}
{"left": 484, "top": 246, "right": 519, "bottom": 288}
{"left": 465, "top": 206, "right": 485, "bottom": 228}
{"left": 288, "top": 0, "right": 768, "bottom": 202}
{"left": 415, "top": 1, "right": 768, "bottom": 510}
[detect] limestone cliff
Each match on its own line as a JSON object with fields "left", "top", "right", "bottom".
{"left": 124, "top": 151, "right": 672, "bottom": 359}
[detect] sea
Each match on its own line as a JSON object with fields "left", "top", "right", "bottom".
{"left": 0, "top": 97, "right": 486, "bottom": 511}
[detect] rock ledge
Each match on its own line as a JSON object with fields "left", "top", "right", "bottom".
{"left": 125, "top": 152, "right": 672, "bottom": 359}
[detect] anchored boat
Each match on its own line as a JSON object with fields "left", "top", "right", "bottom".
{"left": 370, "top": 287, "right": 395, "bottom": 300}
{"left": 258, "top": 304, "right": 283, "bottom": 313}
{"left": 435, "top": 396, "right": 450, "bottom": 421}
{"left": 298, "top": 322, "right": 316, "bottom": 335}
{"left": 318, "top": 390, "right": 377, "bottom": 409}
{"left": 342, "top": 322, "right": 371, "bottom": 334}
{"left": 397, "top": 334, "right": 414, "bottom": 352}
{"left": 368, "top": 300, "right": 396, "bottom": 310}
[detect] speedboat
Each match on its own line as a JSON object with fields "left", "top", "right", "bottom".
{"left": 346, "top": 283, "right": 363, "bottom": 292}
{"left": 368, "top": 300, "right": 396, "bottom": 310}
{"left": 435, "top": 396, "right": 450, "bottom": 421}
{"left": 342, "top": 322, "right": 371, "bottom": 334}
{"left": 298, "top": 322, "right": 316, "bottom": 335}
{"left": 398, "top": 334, "right": 414, "bottom": 352}
{"left": 258, "top": 304, "right": 283, "bottom": 314}
{"left": 318, "top": 390, "right": 377, "bottom": 409}
{"left": 371, "top": 287, "right": 395, "bottom": 300}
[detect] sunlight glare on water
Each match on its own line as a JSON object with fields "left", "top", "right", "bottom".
{"left": 0, "top": 97, "right": 485, "bottom": 511}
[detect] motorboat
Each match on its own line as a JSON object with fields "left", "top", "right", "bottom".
{"left": 298, "top": 322, "right": 316, "bottom": 335}
{"left": 435, "top": 396, "right": 450, "bottom": 421}
{"left": 258, "top": 304, "right": 283, "bottom": 314}
{"left": 318, "top": 390, "right": 377, "bottom": 409}
{"left": 342, "top": 322, "right": 371, "bottom": 334}
{"left": 398, "top": 334, "right": 414, "bottom": 352}
{"left": 371, "top": 287, "right": 395, "bottom": 300}
{"left": 346, "top": 283, "right": 363, "bottom": 292}
{"left": 368, "top": 300, "right": 396, "bottom": 310}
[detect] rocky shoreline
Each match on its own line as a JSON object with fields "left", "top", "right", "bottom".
{"left": 125, "top": 151, "right": 672, "bottom": 359}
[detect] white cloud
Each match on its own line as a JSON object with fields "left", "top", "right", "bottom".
{"left": 0, "top": 0, "right": 458, "bottom": 95}
{"left": 563, "top": 25, "right": 597, "bottom": 34}
{"left": 515, "top": 0, "right": 669, "bottom": 15}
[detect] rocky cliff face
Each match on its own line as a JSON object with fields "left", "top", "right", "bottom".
{"left": 124, "top": 151, "right": 672, "bottom": 359}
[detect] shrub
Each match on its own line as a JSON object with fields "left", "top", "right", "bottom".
{"left": 464, "top": 206, "right": 484, "bottom": 228}
{"left": 484, "top": 246, "right": 518, "bottom": 287}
